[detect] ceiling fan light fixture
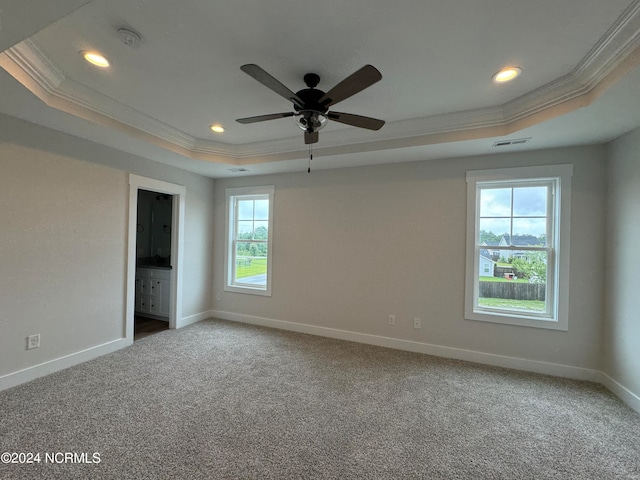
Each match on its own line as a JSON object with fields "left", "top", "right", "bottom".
{"left": 210, "top": 124, "right": 225, "bottom": 133}
{"left": 493, "top": 66, "right": 522, "bottom": 83}
{"left": 81, "top": 51, "right": 110, "bottom": 68}
{"left": 295, "top": 110, "right": 328, "bottom": 132}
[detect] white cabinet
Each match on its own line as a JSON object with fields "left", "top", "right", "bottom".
{"left": 135, "top": 267, "right": 171, "bottom": 320}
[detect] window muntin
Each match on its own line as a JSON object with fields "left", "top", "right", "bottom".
{"left": 225, "top": 186, "right": 274, "bottom": 296}
{"left": 465, "top": 165, "right": 572, "bottom": 330}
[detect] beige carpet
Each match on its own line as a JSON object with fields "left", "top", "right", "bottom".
{"left": 1, "top": 319, "right": 639, "bottom": 479}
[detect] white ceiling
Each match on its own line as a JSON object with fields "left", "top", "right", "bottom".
{"left": 1, "top": 0, "right": 640, "bottom": 178}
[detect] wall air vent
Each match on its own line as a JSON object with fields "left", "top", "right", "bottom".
{"left": 492, "top": 137, "right": 532, "bottom": 147}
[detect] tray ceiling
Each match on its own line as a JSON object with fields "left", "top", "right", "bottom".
{"left": 1, "top": 0, "right": 640, "bottom": 177}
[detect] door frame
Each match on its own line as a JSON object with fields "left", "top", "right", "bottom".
{"left": 126, "top": 174, "right": 186, "bottom": 340}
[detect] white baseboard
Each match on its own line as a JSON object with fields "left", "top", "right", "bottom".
{"left": 3, "top": 312, "right": 637, "bottom": 417}
{"left": 177, "top": 310, "right": 213, "bottom": 329}
{"left": 212, "top": 310, "right": 640, "bottom": 414}
{"left": 599, "top": 372, "right": 640, "bottom": 414}
{"left": 211, "top": 310, "right": 602, "bottom": 383}
{"left": 0, "top": 312, "right": 211, "bottom": 392}
{"left": 0, "top": 338, "right": 131, "bottom": 392}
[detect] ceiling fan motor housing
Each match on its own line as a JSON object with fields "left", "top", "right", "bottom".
{"left": 294, "top": 87, "right": 328, "bottom": 113}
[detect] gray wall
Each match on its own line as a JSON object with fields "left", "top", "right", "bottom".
{"left": 3, "top": 108, "right": 637, "bottom": 408}
{"left": 0, "top": 114, "right": 214, "bottom": 377}
{"left": 213, "top": 145, "right": 607, "bottom": 370}
{"left": 603, "top": 127, "right": 640, "bottom": 398}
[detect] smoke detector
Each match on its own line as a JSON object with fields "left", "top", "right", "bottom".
{"left": 117, "top": 27, "right": 143, "bottom": 48}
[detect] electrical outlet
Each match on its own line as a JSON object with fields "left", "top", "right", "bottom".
{"left": 388, "top": 315, "right": 396, "bottom": 325}
{"left": 216, "top": 292, "right": 221, "bottom": 301}
{"left": 413, "top": 317, "right": 421, "bottom": 329}
{"left": 27, "top": 334, "right": 40, "bottom": 350}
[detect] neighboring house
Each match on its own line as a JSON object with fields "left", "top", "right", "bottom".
{"left": 497, "top": 234, "right": 540, "bottom": 260}
{"left": 479, "top": 249, "right": 496, "bottom": 277}
{"left": 480, "top": 241, "right": 501, "bottom": 260}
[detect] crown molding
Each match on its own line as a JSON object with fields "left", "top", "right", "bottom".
{"left": 2, "top": 39, "right": 65, "bottom": 93}
{"left": 502, "top": 0, "right": 640, "bottom": 124}
{"left": 1, "top": 0, "right": 639, "bottom": 165}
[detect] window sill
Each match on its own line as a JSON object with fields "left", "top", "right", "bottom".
{"left": 465, "top": 309, "right": 567, "bottom": 331}
{"left": 224, "top": 284, "right": 272, "bottom": 297}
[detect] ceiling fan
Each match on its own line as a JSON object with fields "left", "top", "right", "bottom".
{"left": 236, "top": 64, "right": 385, "bottom": 145}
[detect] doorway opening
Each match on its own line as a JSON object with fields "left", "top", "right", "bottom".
{"left": 134, "top": 317, "right": 169, "bottom": 340}
{"left": 134, "top": 190, "right": 173, "bottom": 340}
{"left": 126, "top": 175, "right": 186, "bottom": 343}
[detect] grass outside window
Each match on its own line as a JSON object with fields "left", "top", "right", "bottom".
{"left": 479, "top": 276, "right": 529, "bottom": 283}
{"left": 478, "top": 297, "right": 545, "bottom": 312}
{"left": 236, "top": 257, "right": 267, "bottom": 279}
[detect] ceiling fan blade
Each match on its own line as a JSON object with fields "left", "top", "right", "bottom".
{"left": 236, "top": 112, "right": 295, "bottom": 124}
{"left": 304, "top": 131, "right": 319, "bottom": 144}
{"left": 319, "top": 65, "right": 382, "bottom": 108}
{"left": 328, "top": 111, "right": 385, "bottom": 130}
{"left": 240, "top": 64, "right": 304, "bottom": 109}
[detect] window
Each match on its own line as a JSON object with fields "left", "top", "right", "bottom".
{"left": 225, "top": 186, "right": 274, "bottom": 296}
{"left": 465, "top": 165, "right": 572, "bottom": 330}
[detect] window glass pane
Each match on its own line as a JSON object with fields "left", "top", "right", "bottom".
{"left": 237, "top": 200, "right": 254, "bottom": 220}
{"left": 478, "top": 251, "right": 547, "bottom": 313}
{"left": 235, "top": 241, "right": 251, "bottom": 256}
{"left": 234, "top": 243, "right": 267, "bottom": 287}
{"left": 234, "top": 242, "right": 251, "bottom": 279}
{"left": 478, "top": 218, "right": 510, "bottom": 244}
{"left": 480, "top": 188, "right": 511, "bottom": 217}
{"left": 237, "top": 221, "right": 253, "bottom": 238}
{"left": 254, "top": 199, "right": 269, "bottom": 220}
{"left": 513, "top": 186, "right": 547, "bottom": 217}
{"left": 254, "top": 221, "right": 269, "bottom": 239}
{"left": 512, "top": 218, "right": 547, "bottom": 245}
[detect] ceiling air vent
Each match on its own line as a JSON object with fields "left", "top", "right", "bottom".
{"left": 492, "top": 137, "right": 532, "bottom": 147}
{"left": 228, "top": 168, "right": 250, "bottom": 173}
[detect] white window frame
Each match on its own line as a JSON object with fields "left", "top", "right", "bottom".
{"left": 224, "top": 186, "right": 274, "bottom": 296}
{"left": 465, "top": 165, "right": 572, "bottom": 330}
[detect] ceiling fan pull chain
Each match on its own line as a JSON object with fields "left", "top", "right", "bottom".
{"left": 308, "top": 142, "right": 313, "bottom": 173}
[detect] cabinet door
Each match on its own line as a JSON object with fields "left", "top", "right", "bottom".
{"left": 149, "top": 278, "right": 160, "bottom": 297}
{"left": 135, "top": 290, "right": 144, "bottom": 312}
{"left": 148, "top": 292, "right": 159, "bottom": 314}
{"left": 139, "top": 294, "right": 151, "bottom": 313}
{"left": 141, "top": 278, "right": 151, "bottom": 295}
{"left": 158, "top": 279, "right": 171, "bottom": 316}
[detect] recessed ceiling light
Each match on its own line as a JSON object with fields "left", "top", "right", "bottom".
{"left": 210, "top": 125, "right": 225, "bottom": 133}
{"left": 81, "top": 51, "right": 110, "bottom": 68}
{"left": 493, "top": 67, "right": 522, "bottom": 83}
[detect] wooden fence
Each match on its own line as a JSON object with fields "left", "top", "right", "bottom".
{"left": 479, "top": 282, "right": 545, "bottom": 301}
{"left": 494, "top": 266, "right": 516, "bottom": 278}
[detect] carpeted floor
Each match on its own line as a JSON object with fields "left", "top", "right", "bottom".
{"left": 1, "top": 319, "right": 639, "bottom": 479}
